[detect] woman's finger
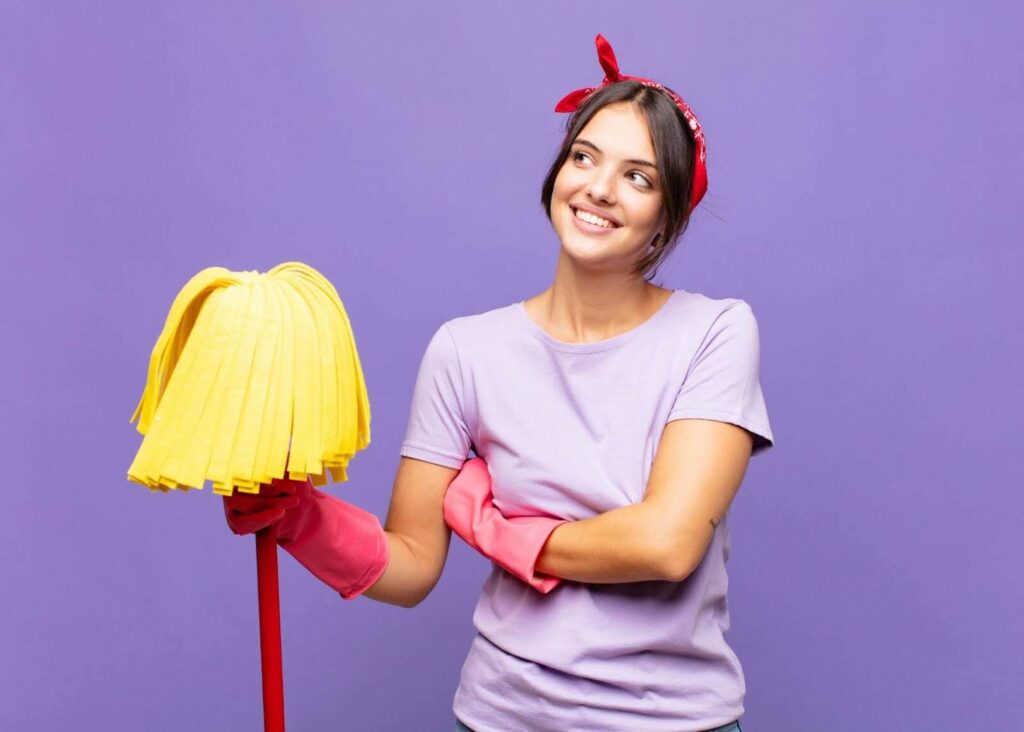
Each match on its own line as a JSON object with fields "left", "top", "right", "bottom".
{"left": 228, "top": 507, "right": 286, "bottom": 533}
{"left": 264, "top": 479, "right": 302, "bottom": 497}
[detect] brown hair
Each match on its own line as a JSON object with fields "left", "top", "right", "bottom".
{"left": 540, "top": 80, "right": 698, "bottom": 281}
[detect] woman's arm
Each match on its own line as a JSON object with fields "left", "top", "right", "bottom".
{"left": 534, "top": 418, "right": 755, "bottom": 584}
{"left": 361, "top": 456, "right": 459, "bottom": 608}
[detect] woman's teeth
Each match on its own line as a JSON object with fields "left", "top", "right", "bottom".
{"left": 573, "top": 207, "right": 617, "bottom": 228}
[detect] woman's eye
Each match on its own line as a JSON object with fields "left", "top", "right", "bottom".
{"left": 629, "top": 172, "right": 653, "bottom": 188}
{"left": 571, "top": 151, "right": 652, "bottom": 188}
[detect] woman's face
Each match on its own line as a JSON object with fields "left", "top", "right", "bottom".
{"left": 550, "top": 101, "right": 665, "bottom": 272}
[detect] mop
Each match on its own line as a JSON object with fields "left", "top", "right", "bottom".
{"left": 127, "top": 262, "right": 370, "bottom": 731}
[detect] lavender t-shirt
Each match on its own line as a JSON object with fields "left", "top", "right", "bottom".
{"left": 399, "top": 289, "right": 774, "bottom": 732}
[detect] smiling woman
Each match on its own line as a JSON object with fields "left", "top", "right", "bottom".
{"left": 402, "top": 35, "right": 774, "bottom": 732}
{"left": 541, "top": 77, "right": 699, "bottom": 281}
{"left": 223, "top": 32, "right": 773, "bottom": 732}
{"left": 548, "top": 102, "right": 671, "bottom": 278}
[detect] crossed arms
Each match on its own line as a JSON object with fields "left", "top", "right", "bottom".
{"left": 363, "top": 418, "right": 754, "bottom": 608}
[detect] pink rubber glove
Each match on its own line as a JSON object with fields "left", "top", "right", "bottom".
{"left": 443, "top": 458, "right": 567, "bottom": 593}
{"left": 222, "top": 479, "right": 301, "bottom": 535}
{"left": 223, "top": 477, "right": 389, "bottom": 600}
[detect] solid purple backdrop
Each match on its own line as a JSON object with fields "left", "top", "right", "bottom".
{"left": 2, "top": 2, "right": 1021, "bottom": 730}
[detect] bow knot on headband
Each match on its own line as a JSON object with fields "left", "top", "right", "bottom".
{"left": 554, "top": 33, "right": 708, "bottom": 213}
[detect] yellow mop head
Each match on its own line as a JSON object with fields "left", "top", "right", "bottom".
{"left": 127, "top": 262, "right": 371, "bottom": 496}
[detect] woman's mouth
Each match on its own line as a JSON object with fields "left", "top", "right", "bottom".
{"left": 570, "top": 205, "right": 621, "bottom": 234}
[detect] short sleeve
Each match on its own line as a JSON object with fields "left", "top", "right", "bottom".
{"left": 667, "top": 301, "right": 775, "bottom": 456}
{"left": 399, "top": 323, "right": 473, "bottom": 469}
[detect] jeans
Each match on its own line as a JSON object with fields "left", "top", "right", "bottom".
{"left": 454, "top": 719, "right": 742, "bottom": 731}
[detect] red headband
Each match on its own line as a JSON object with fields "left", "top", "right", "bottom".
{"left": 554, "top": 34, "right": 708, "bottom": 213}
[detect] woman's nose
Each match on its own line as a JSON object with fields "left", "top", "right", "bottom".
{"left": 586, "top": 168, "right": 617, "bottom": 204}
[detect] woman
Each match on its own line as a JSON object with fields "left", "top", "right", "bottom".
{"left": 226, "top": 35, "right": 773, "bottom": 732}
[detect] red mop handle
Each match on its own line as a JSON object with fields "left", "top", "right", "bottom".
{"left": 256, "top": 524, "right": 286, "bottom": 732}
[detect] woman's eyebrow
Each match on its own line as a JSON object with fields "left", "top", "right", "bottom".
{"left": 574, "top": 138, "right": 658, "bottom": 169}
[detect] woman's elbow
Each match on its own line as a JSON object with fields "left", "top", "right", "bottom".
{"left": 653, "top": 535, "right": 703, "bottom": 583}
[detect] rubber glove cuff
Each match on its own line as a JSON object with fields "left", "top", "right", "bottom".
{"left": 276, "top": 480, "right": 390, "bottom": 601}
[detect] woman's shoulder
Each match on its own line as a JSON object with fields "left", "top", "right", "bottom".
{"left": 440, "top": 299, "right": 522, "bottom": 337}
{"left": 668, "top": 289, "right": 759, "bottom": 328}
{"left": 674, "top": 288, "right": 750, "bottom": 310}
{"left": 669, "top": 291, "right": 764, "bottom": 356}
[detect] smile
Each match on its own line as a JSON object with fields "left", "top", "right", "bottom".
{"left": 570, "top": 205, "right": 621, "bottom": 229}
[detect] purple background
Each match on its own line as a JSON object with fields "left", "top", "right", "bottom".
{"left": 2, "top": 2, "right": 1021, "bottom": 730}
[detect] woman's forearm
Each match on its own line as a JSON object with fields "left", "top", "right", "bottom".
{"left": 533, "top": 501, "right": 677, "bottom": 584}
{"left": 361, "top": 531, "right": 435, "bottom": 608}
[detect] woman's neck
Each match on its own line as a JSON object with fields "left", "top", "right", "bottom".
{"left": 523, "top": 280, "right": 673, "bottom": 345}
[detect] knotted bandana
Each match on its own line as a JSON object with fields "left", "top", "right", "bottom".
{"left": 554, "top": 34, "right": 708, "bottom": 213}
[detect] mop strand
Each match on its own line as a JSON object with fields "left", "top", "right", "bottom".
{"left": 127, "top": 262, "right": 371, "bottom": 496}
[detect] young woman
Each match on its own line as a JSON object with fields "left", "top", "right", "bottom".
{"left": 225, "top": 35, "right": 773, "bottom": 732}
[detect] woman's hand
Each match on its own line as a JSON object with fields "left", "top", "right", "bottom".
{"left": 224, "top": 476, "right": 389, "bottom": 601}
{"left": 222, "top": 478, "right": 304, "bottom": 535}
{"left": 444, "top": 457, "right": 567, "bottom": 593}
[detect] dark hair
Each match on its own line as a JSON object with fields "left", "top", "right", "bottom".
{"left": 540, "top": 80, "right": 697, "bottom": 281}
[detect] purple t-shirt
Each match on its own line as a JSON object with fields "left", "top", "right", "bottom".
{"left": 400, "top": 289, "right": 774, "bottom": 732}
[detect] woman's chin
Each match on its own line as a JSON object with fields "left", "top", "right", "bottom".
{"left": 559, "top": 241, "right": 625, "bottom": 272}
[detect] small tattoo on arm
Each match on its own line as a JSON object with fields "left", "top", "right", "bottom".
{"left": 708, "top": 517, "right": 718, "bottom": 531}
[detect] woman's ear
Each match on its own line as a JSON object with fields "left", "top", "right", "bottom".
{"left": 651, "top": 209, "right": 668, "bottom": 247}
